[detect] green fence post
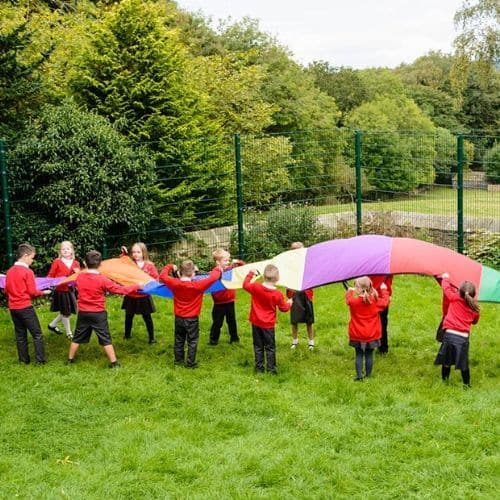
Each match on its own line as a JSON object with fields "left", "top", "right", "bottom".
{"left": 354, "top": 130, "right": 363, "bottom": 235}
{"left": 102, "top": 240, "right": 108, "bottom": 259}
{"left": 457, "top": 134, "right": 464, "bottom": 254}
{"left": 234, "top": 133, "right": 244, "bottom": 259}
{"left": 0, "top": 139, "right": 14, "bottom": 266}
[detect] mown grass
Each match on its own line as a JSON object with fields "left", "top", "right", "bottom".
{"left": 0, "top": 276, "right": 498, "bottom": 498}
{"left": 314, "top": 187, "right": 500, "bottom": 218}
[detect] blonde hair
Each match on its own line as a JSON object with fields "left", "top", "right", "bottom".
{"left": 290, "top": 241, "right": 304, "bottom": 250}
{"left": 59, "top": 241, "right": 75, "bottom": 259}
{"left": 179, "top": 260, "right": 195, "bottom": 277}
{"left": 263, "top": 264, "right": 280, "bottom": 283}
{"left": 354, "top": 276, "right": 378, "bottom": 304}
{"left": 459, "top": 281, "right": 480, "bottom": 313}
{"left": 212, "top": 248, "right": 230, "bottom": 261}
{"left": 131, "top": 242, "right": 150, "bottom": 262}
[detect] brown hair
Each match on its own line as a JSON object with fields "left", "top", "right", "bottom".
{"left": 17, "top": 243, "right": 36, "bottom": 259}
{"left": 290, "top": 241, "right": 304, "bottom": 250}
{"left": 459, "top": 281, "right": 480, "bottom": 313}
{"left": 179, "top": 260, "right": 195, "bottom": 277}
{"left": 354, "top": 276, "right": 378, "bottom": 304}
{"left": 263, "top": 264, "right": 280, "bottom": 283}
{"left": 85, "top": 250, "right": 102, "bottom": 269}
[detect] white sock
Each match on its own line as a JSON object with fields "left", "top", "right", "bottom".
{"left": 61, "top": 316, "right": 71, "bottom": 334}
{"left": 50, "top": 314, "right": 63, "bottom": 327}
{"left": 292, "top": 339, "right": 299, "bottom": 345}
{"left": 308, "top": 339, "right": 315, "bottom": 346}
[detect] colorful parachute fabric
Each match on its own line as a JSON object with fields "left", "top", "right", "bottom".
{"left": 220, "top": 236, "right": 500, "bottom": 303}
{"left": 1, "top": 236, "right": 498, "bottom": 302}
{"left": 0, "top": 275, "right": 65, "bottom": 291}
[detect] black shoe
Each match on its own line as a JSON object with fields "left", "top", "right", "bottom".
{"left": 354, "top": 376, "right": 364, "bottom": 381}
{"left": 109, "top": 361, "right": 121, "bottom": 369}
{"left": 208, "top": 340, "right": 218, "bottom": 345}
{"left": 123, "top": 334, "right": 131, "bottom": 340}
{"left": 48, "top": 324, "right": 63, "bottom": 335}
{"left": 65, "top": 358, "right": 75, "bottom": 365}
{"left": 186, "top": 362, "right": 198, "bottom": 369}
{"left": 230, "top": 337, "right": 240, "bottom": 344}
{"left": 148, "top": 337, "right": 157, "bottom": 344}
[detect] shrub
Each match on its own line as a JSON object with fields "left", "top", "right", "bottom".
{"left": 466, "top": 232, "right": 500, "bottom": 269}
{"left": 484, "top": 144, "right": 500, "bottom": 184}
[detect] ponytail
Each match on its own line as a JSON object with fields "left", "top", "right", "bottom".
{"left": 459, "top": 281, "right": 480, "bottom": 313}
{"left": 355, "top": 276, "right": 378, "bottom": 304}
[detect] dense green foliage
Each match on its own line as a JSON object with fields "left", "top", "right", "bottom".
{"left": 483, "top": 143, "right": 500, "bottom": 184}
{"left": 7, "top": 100, "right": 155, "bottom": 270}
{"left": 0, "top": 277, "right": 498, "bottom": 497}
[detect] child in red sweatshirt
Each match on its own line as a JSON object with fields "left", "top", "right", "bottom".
{"left": 5, "top": 244, "right": 51, "bottom": 364}
{"left": 243, "top": 264, "right": 292, "bottom": 374}
{"left": 209, "top": 248, "right": 244, "bottom": 345}
{"left": 159, "top": 260, "right": 222, "bottom": 368}
{"left": 67, "top": 250, "right": 141, "bottom": 368}
{"left": 345, "top": 276, "right": 390, "bottom": 381}
{"left": 434, "top": 274, "right": 480, "bottom": 387}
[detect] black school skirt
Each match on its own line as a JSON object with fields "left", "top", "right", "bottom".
{"left": 434, "top": 332, "right": 469, "bottom": 370}
{"left": 121, "top": 295, "right": 156, "bottom": 315}
{"left": 51, "top": 289, "right": 77, "bottom": 316}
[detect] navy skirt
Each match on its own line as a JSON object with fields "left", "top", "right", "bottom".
{"left": 290, "top": 291, "right": 314, "bottom": 324}
{"left": 121, "top": 295, "right": 156, "bottom": 315}
{"left": 51, "top": 289, "right": 77, "bottom": 316}
{"left": 434, "top": 332, "right": 469, "bottom": 370}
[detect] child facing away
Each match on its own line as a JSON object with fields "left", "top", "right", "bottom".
{"left": 47, "top": 240, "right": 80, "bottom": 339}
{"left": 209, "top": 248, "right": 245, "bottom": 345}
{"left": 120, "top": 243, "right": 159, "bottom": 344}
{"left": 159, "top": 260, "right": 222, "bottom": 368}
{"left": 243, "top": 264, "right": 292, "bottom": 374}
{"left": 368, "top": 275, "right": 393, "bottom": 354}
{"left": 345, "top": 276, "right": 390, "bottom": 381}
{"left": 4, "top": 243, "right": 51, "bottom": 364}
{"left": 67, "top": 250, "right": 142, "bottom": 368}
{"left": 434, "top": 274, "right": 480, "bottom": 388}
{"left": 287, "top": 242, "right": 315, "bottom": 351}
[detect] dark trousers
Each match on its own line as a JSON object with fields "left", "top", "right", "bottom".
{"left": 379, "top": 307, "right": 389, "bottom": 352}
{"left": 10, "top": 307, "right": 46, "bottom": 364}
{"left": 252, "top": 325, "right": 276, "bottom": 373}
{"left": 125, "top": 313, "right": 154, "bottom": 340}
{"left": 355, "top": 346, "right": 374, "bottom": 378}
{"left": 174, "top": 316, "right": 199, "bottom": 367}
{"left": 209, "top": 302, "right": 238, "bottom": 343}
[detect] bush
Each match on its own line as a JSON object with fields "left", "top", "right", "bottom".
{"left": 231, "top": 206, "right": 331, "bottom": 261}
{"left": 484, "top": 144, "right": 500, "bottom": 184}
{"left": 466, "top": 232, "right": 500, "bottom": 269}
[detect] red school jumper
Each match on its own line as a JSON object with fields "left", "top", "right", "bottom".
{"left": 47, "top": 258, "right": 81, "bottom": 292}
{"left": 345, "top": 288, "right": 390, "bottom": 343}
{"left": 441, "top": 279, "right": 480, "bottom": 335}
{"left": 5, "top": 263, "right": 45, "bottom": 309}
{"left": 159, "top": 265, "right": 222, "bottom": 317}
{"left": 243, "top": 271, "right": 291, "bottom": 328}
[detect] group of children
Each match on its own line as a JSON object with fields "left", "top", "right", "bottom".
{"left": 3, "top": 240, "right": 481, "bottom": 386}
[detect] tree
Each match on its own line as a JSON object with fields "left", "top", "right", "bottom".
{"left": 307, "top": 61, "right": 368, "bottom": 118}
{"left": 70, "top": 0, "right": 232, "bottom": 233}
{"left": 454, "top": 0, "right": 499, "bottom": 67}
{"left": 346, "top": 97, "right": 437, "bottom": 192}
{"left": 7, "top": 100, "right": 156, "bottom": 269}
{"left": 0, "top": 18, "right": 49, "bottom": 139}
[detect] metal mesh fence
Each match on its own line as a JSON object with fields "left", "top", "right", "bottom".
{"left": 1, "top": 129, "right": 498, "bottom": 273}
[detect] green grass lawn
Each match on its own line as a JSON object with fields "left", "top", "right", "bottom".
{"left": 0, "top": 276, "right": 498, "bottom": 498}
{"left": 314, "top": 187, "right": 500, "bottom": 218}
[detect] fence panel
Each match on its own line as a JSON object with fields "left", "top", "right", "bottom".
{"left": 1, "top": 130, "right": 498, "bottom": 273}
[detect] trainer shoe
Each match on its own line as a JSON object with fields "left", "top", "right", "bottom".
{"left": 291, "top": 343, "right": 298, "bottom": 350}
{"left": 109, "top": 361, "right": 121, "bottom": 369}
